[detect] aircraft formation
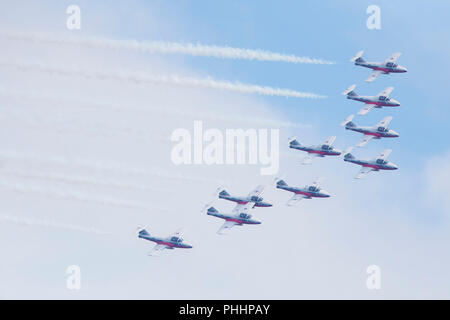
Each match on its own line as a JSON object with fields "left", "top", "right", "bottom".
{"left": 340, "top": 51, "right": 405, "bottom": 177}
{"left": 139, "top": 51, "right": 407, "bottom": 255}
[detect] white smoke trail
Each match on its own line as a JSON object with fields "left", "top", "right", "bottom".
{"left": 0, "top": 180, "right": 166, "bottom": 213}
{"left": 0, "top": 168, "right": 171, "bottom": 193}
{"left": 0, "top": 30, "right": 334, "bottom": 65}
{"left": 0, "top": 61, "right": 326, "bottom": 99}
{"left": 0, "top": 87, "right": 311, "bottom": 129}
{"left": 0, "top": 214, "right": 109, "bottom": 235}
{"left": 0, "top": 106, "right": 170, "bottom": 142}
{"left": 0, "top": 149, "right": 225, "bottom": 184}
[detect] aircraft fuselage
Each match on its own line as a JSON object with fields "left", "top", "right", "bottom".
{"left": 344, "top": 158, "right": 398, "bottom": 171}
{"left": 348, "top": 95, "right": 400, "bottom": 107}
{"left": 277, "top": 185, "right": 330, "bottom": 198}
{"left": 290, "top": 145, "right": 341, "bottom": 156}
{"left": 218, "top": 194, "right": 272, "bottom": 207}
{"left": 207, "top": 211, "right": 261, "bottom": 225}
{"left": 138, "top": 234, "right": 192, "bottom": 249}
{"left": 355, "top": 61, "right": 407, "bottom": 74}
{"left": 346, "top": 126, "right": 399, "bottom": 138}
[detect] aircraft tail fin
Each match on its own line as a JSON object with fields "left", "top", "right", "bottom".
{"left": 213, "top": 185, "right": 225, "bottom": 197}
{"left": 342, "top": 84, "right": 357, "bottom": 96}
{"left": 276, "top": 179, "right": 288, "bottom": 188}
{"left": 137, "top": 228, "right": 150, "bottom": 237}
{"left": 288, "top": 136, "right": 301, "bottom": 148}
{"left": 218, "top": 189, "right": 230, "bottom": 197}
{"left": 343, "top": 147, "right": 355, "bottom": 160}
{"left": 341, "top": 114, "right": 356, "bottom": 127}
{"left": 207, "top": 207, "right": 219, "bottom": 215}
{"left": 350, "top": 50, "right": 365, "bottom": 63}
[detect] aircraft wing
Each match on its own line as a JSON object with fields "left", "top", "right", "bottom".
{"left": 377, "top": 87, "right": 394, "bottom": 97}
{"left": 247, "top": 184, "right": 265, "bottom": 198}
{"left": 376, "top": 149, "right": 392, "bottom": 161}
{"left": 324, "top": 136, "right": 336, "bottom": 146}
{"left": 311, "top": 177, "right": 325, "bottom": 188}
{"left": 384, "top": 52, "right": 401, "bottom": 64}
{"left": 358, "top": 104, "right": 376, "bottom": 115}
{"left": 365, "top": 70, "right": 382, "bottom": 82}
{"left": 286, "top": 193, "right": 307, "bottom": 206}
{"left": 148, "top": 244, "right": 170, "bottom": 256}
{"left": 376, "top": 116, "right": 393, "bottom": 128}
{"left": 357, "top": 135, "right": 374, "bottom": 147}
{"left": 231, "top": 202, "right": 253, "bottom": 215}
{"left": 355, "top": 167, "right": 374, "bottom": 179}
{"left": 170, "top": 227, "right": 184, "bottom": 239}
{"left": 301, "top": 153, "right": 318, "bottom": 165}
{"left": 217, "top": 220, "right": 239, "bottom": 234}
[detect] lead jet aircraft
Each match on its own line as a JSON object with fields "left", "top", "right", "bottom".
{"left": 343, "top": 148, "right": 398, "bottom": 179}
{"left": 276, "top": 178, "right": 330, "bottom": 206}
{"left": 206, "top": 203, "right": 261, "bottom": 235}
{"left": 342, "top": 84, "right": 400, "bottom": 115}
{"left": 216, "top": 185, "right": 272, "bottom": 208}
{"left": 341, "top": 115, "right": 399, "bottom": 147}
{"left": 350, "top": 51, "right": 407, "bottom": 82}
{"left": 289, "top": 136, "right": 342, "bottom": 164}
{"left": 138, "top": 227, "right": 192, "bottom": 256}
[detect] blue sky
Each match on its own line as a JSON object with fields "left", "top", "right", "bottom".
{"left": 0, "top": 1, "right": 449, "bottom": 299}
{"left": 64, "top": 0, "right": 450, "bottom": 166}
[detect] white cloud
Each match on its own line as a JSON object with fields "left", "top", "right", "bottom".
{"left": 424, "top": 152, "right": 450, "bottom": 217}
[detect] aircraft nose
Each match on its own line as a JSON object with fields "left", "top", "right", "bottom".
{"left": 401, "top": 66, "right": 408, "bottom": 72}
{"left": 322, "top": 190, "right": 331, "bottom": 197}
{"left": 392, "top": 99, "right": 401, "bottom": 106}
{"left": 392, "top": 163, "right": 399, "bottom": 170}
{"left": 335, "top": 148, "right": 342, "bottom": 155}
{"left": 391, "top": 130, "right": 400, "bottom": 137}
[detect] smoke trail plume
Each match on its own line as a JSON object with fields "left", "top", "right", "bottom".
{"left": 0, "top": 180, "right": 166, "bottom": 213}
{"left": 0, "top": 60, "right": 326, "bottom": 99}
{"left": 0, "top": 168, "right": 170, "bottom": 193}
{"left": 0, "top": 87, "right": 311, "bottom": 129}
{"left": 0, "top": 30, "right": 334, "bottom": 65}
{"left": 0, "top": 149, "right": 224, "bottom": 184}
{"left": 0, "top": 214, "right": 109, "bottom": 235}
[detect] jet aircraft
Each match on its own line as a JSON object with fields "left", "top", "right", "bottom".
{"left": 215, "top": 185, "right": 272, "bottom": 208}
{"left": 341, "top": 115, "right": 399, "bottom": 147}
{"left": 276, "top": 178, "right": 330, "bottom": 206}
{"left": 342, "top": 84, "right": 400, "bottom": 115}
{"left": 138, "top": 227, "right": 192, "bottom": 256}
{"left": 206, "top": 203, "right": 261, "bottom": 235}
{"left": 343, "top": 148, "right": 398, "bottom": 179}
{"left": 289, "top": 136, "right": 342, "bottom": 164}
{"left": 350, "top": 51, "right": 407, "bottom": 82}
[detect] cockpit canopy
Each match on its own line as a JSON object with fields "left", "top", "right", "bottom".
{"left": 376, "top": 159, "right": 387, "bottom": 165}
{"left": 239, "top": 213, "right": 251, "bottom": 219}
{"left": 386, "top": 62, "right": 397, "bottom": 68}
{"left": 170, "top": 236, "right": 183, "bottom": 243}
{"left": 377, "top": 126, "right": 387, "bottom": 132}
{"left": 308, "top": 186, "right": 319, "bottom": 192}
{"left": 379, "top": 96, "right": 390, "bottom": 101}
{"left": 250, "top": 196, "right": 263, "bottom": 202}
{"left": 321, "top": 145, "right": 331, "bottom": 150}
